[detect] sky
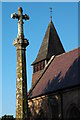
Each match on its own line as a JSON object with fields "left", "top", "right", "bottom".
{"left": 1, "top": 2, "right": 78, "bottom": 118}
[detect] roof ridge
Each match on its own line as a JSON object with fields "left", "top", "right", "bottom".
{"left": 46, "top": 22, "right": 51, "bottom": 58}
{"left": 56, "top": 47, "right": 79, "bottom": 58}
{"left": 28, "top": 55, "right": 55, "bottom": 97}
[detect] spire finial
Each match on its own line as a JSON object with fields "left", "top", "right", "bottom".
{"left": 50, "top": 7, "right": 52, "bottom": 22}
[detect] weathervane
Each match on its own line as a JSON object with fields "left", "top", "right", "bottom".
{"left": 50, "top": 7, "right": 52, "bottom": 21}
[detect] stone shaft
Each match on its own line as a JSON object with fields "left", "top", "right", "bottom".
{"left": 16, "top": 45, "right": 28, "bottom": 119}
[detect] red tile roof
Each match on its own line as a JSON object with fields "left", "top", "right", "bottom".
{"left": 32, "top": 70, "right": 43, "bottom": 86}
{"left": 29, "top": 48, "right": 80, "bottom": 98}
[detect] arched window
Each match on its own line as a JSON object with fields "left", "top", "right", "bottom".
{"left": 36, "top": 110, "right": 48, "bottom": 120}
{"left": 48, "top": 98, "right": 59, "bottom": 120}
{"left": 66, "top": 105, "right": 80, "bottom": 120}
{"left": 68, "top": 106, "right": 80, "bottom": 119}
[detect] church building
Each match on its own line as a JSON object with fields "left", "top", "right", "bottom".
{"left": 28, "top": 10, "right": 80, "bottom": 120}
{"left": 11, "top": 7, "right": 80, "bottom": 120}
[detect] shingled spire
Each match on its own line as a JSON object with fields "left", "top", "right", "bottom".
{"left": 31, "top": 12, "right": 65, "bottom": 87}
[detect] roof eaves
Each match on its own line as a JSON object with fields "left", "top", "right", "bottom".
{"left": 28, "top": 84, "right": 80, "bottom": 100}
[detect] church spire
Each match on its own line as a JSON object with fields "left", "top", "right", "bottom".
{"left": 31, "top": 8, "right": 65, "bottom": 87}
{"left": 50, "top": 7, "right": 52, "bottom": 22}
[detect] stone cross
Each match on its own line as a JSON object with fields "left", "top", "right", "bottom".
{"left": 11, "top": 7, "right": 29, "bottom": 39}
{"left": 11, "top": 7, "right": 29, "bottom": 119}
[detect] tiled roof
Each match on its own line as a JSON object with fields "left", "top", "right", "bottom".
{"left": 31, "top": 70, "right": 43, "bottom": 87}
{"left": 29, "top": 48, "right": 80, "bottom": 98}
{"left": 32, "top": 21, "right": 65, "bottom": 65}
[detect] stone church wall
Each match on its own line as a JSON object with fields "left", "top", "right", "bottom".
{"left": 28, "top": 87, "right": 80, "bottom": 120}
{"left": 28, "top": 94, "right": 61, "bottom": 120}
{"left": 62, "top": 87, "right": 80, "bottom": 119}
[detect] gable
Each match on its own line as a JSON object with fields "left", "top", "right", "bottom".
{"left": 29, "top": 48, "right": 80, "bottom": 98}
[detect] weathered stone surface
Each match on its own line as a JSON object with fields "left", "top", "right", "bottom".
{"left": 28, "top": 87, "right": 80, "bottom": 120}
{"left": 11, "top": 7, "right": 29, "bottom": 119}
